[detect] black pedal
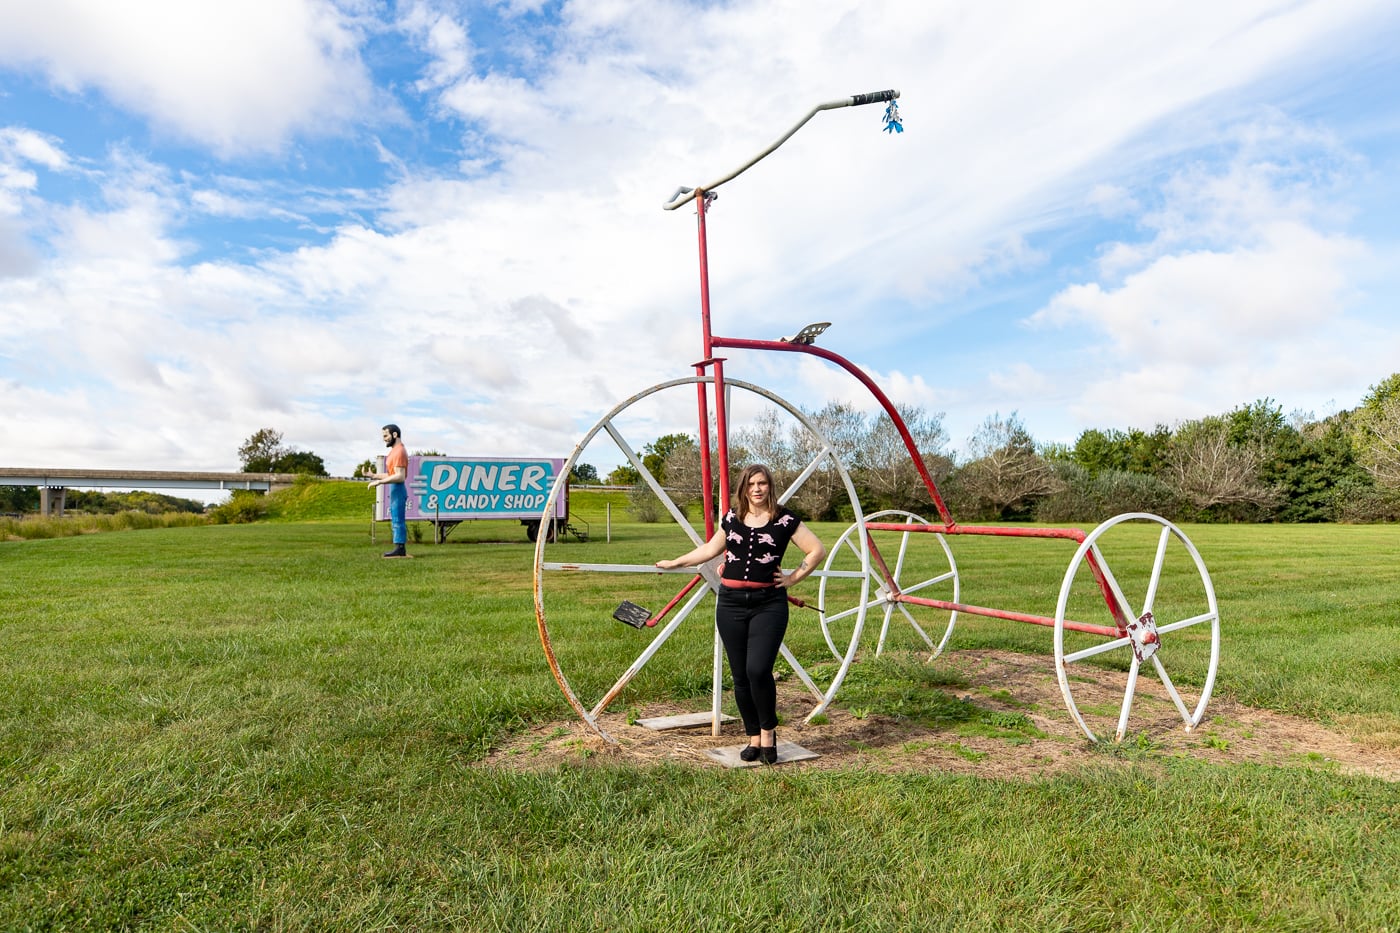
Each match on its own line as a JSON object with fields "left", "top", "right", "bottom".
{"left": 612, "top": 600, "right": 652, "bottom": 629}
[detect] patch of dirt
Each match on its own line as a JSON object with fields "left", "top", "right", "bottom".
{"left": 482, "top": 650, "right": 1399, "bottom": 781}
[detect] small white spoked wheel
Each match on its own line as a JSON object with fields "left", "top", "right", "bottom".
{"left": 1054, "top": 512, "right": 1221, "bottom": 743}
{"left": 532, "top": 376, "right": 871, "bottom": 740}
{"left": 819, "top": 510, "right": 960, "bottom": 662}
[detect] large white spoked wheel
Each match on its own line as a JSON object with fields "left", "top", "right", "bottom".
{"left": 532, "top": 376, "right": 871, "bottom": 742}
{"left": 1054, "top": 512, "right": 1220, "bottom": 743}
{"left": 818, "top": 510, "right": 960, "bottom": 662}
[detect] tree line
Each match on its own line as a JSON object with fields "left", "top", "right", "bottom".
{"left": 0, "top": 487, "right": 208, "bottom": 516}
{"left": 616, "top": 372, "right": 1400, "bottom": 525}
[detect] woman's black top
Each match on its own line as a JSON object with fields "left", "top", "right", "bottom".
{"left": 719, "top": 506, "right": 799, "bottom": 586}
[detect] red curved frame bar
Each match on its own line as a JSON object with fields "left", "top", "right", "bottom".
{"left": 667, "top": 186, "right": 1131, "bottom": 647}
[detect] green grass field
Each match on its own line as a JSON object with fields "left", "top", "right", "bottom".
{"left": 2, "top": 483, "right": 1397, "bottom": 930}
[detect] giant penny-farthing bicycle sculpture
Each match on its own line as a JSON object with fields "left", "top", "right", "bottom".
{"left": 533, "top": 90, "right": 1220, "bottom": 745}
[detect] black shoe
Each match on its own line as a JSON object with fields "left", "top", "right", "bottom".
{"left": 760, "top": 732, "right": 778, "bottom": 764}
{"left": 383, "top": 545, "right": 407, "bottom": 558}
{"left": 739, "top": 744, "right": 761, "bottom": 762}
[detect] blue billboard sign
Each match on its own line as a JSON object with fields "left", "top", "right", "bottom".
{"left": 376, "top": 456, "right": 568, "bottom": 521}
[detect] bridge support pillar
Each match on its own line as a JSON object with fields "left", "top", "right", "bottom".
{"left": 39, "top": 486, "right": 67, "bottom": 518}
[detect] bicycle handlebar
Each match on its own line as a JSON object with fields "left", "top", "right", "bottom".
{"left": 662, "top": 88, "right": 900, "bottom": 210}
{"left": 850, "top": 89, "right": 899, "bottom": 106}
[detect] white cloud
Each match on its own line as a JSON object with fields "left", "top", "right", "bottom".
{"left": 1, "top": 127, "right": 70, "bottom": 172}
{"left": 0, "top": 128, "right": 71, "bottom": 223}
{"left": 2, "top": 0, "right": 1398, "bottom": 481}
{"left": 1036, "top": 222, "right": 1365, "bottom": 362}
{"left": 0, "top": 0, "right": 380, "bottom": 155}
{"left": 1026, "top": 120, "right": 1382, "bottom": 438}
{"left": 1086, "top": 184, "right": 1138, "bottom": 219}
{"left": 399, "top": 2, "right": 475, "bottom": 93}
{"left": 987, "top": 362, "right": 1055, "bottom": 402}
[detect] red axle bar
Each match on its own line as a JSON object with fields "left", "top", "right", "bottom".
{"left": 893, "top": 594, "right": 1121, "bottom": 639}
{"left": 866, "top": 522, "right": 1087, "bottom": 543}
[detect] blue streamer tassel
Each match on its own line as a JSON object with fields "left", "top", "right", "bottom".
{"left": 883, "top": 100, "right": 903, "bottom": 134}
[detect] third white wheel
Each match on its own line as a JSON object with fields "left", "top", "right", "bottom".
{"left": 1054, "top": 512, "right": 1220, "bottom": 742}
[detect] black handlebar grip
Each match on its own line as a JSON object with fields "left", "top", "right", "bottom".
{"left": 851, "top": 89, "right": 899, "bottom": 106}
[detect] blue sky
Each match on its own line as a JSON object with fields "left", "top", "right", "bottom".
{"left": 2, "top": 0, "right": 1399, "bottom": 489}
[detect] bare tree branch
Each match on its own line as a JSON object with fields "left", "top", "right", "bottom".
{"left": 958, "top": 412, "right": 1060, "bottom": 517}
{"left": 1163, "top": 418, "right": 1279, "bottom": 510}
{"left": 1354, "top": 396, "right": 1400, "bottom": 490}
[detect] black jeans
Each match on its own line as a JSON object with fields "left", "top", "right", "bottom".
{"left": 715, "top": 586, "right": 789, "bottom": 735}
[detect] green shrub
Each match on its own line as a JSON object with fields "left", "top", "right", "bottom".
{"left": 0, "top": 511, "right": 207, "bottom": 539}
{"left": 209, "top": 491, "right": 269, "bottom": 524}
{"left": 107, "top": 510, "right": 160, "bottom": 531}
{"left": 1035, "top": 462, "right": 1184, "bottom": 522}
{"left": 1335, "top": 482, "right": 1400, "bottom": 523}
{"left": 626, "top": 486, "right": 663, "bottom": 523}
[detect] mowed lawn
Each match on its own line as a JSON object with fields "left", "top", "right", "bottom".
{"left": 2, "top": 504, "right": 1398, "bottom": 930}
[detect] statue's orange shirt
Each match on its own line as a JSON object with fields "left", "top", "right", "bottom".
{"left": 386, "top": 443, "right": 408, "bottom": 476}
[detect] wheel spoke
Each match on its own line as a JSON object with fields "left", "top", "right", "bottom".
{"left": 542, "top": 562, "right": 711, "bottom": 574}
{"left": 780, "top": 445, "right": 837, "bottom": 504}
{"left": 893, "top": 529, "right": 913, "bottom": 585}
{"left": 603, "top": 420, "right": 703, "bottom": 543}
{"left": 1142, "top": 526, "right": 1171, "bottom": 616}
{"left": 893, "top": 602, "right": 936, "bottom": 650}
{"left": 1062, "top": 635, "right": 1133, "bottom": 665}
{"left": 1114, "top": 656, "right": 1142, "bottom": 742}
{"left": 899, "top": 569, "right": 957, "bottom": 595}
{"left": 875, "top": 599, "right": 900, "bottom": 654}
{"left": 778, "top": 642, "right": 824, "bottom": 701}
{"left": 1151, "top": 653, "right": 1197, "bottom": 728}
{"left": 591, "top": 582, "right": 714, "bottom": 718}
{"left": 1155, "top": 611, "right": 1218, "bottom": 635}
{"left": 840, "top": 533, "right": 862, "bottom": 561}
{"left": 822, "top": 601, "right": 875, "bottom": 625}
{"left": 1089, "top": 542, "right": 1138, "bottom": 626}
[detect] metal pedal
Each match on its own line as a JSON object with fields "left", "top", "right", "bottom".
{"left": 612, "top": 600, "right": 652, "bottom": 629}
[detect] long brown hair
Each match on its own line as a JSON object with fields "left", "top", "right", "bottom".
{"left": 732, "top": 464, "right": 778, "bottom": 521}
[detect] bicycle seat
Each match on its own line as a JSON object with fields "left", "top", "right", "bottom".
{"left": 780, "top": 321, "right": 831, "bottom": 345}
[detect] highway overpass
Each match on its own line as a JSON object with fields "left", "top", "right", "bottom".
{"left": 0, "top": 468, "right": 307, "bottom": 516}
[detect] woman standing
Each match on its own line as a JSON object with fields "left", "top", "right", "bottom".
{"left": 655, "top": 465, "right": 826, "bottom": 763}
